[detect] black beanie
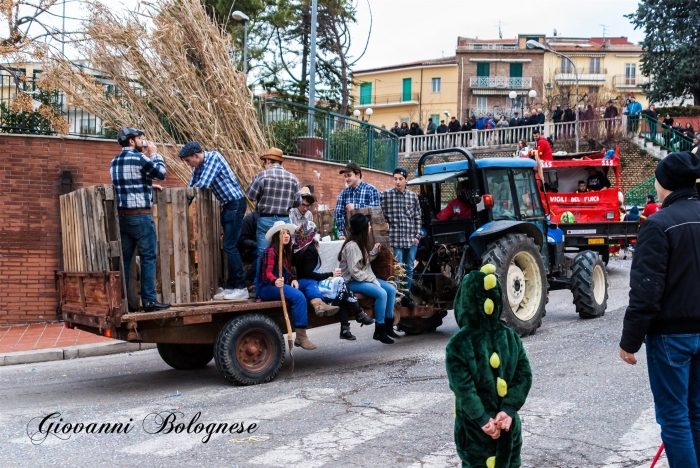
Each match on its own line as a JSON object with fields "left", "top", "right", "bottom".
{"left": 655, "top": 151, "right": 700, "bottom": 191}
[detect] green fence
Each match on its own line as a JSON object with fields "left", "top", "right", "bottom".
{"left": 625, "top": 176, "right": 655, "bottom": 208}
{"left": 638, "top": 113, "right": 694, "bottom": 153}
{"left": 258, "top": 98, "right": 398, "bottom": 173}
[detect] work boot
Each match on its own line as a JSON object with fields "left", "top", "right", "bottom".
{"left": 385, "top": 318, "right": 402, "bottom": 339}
{"left": 294, "top": 328, "right": 317, "bottom": 350}
{"left": 401, "top": 295, "right": 418, "bottom": 308}
{"left": 339, "top": 324, "right": 356, "bottom": 340}
{"left": 373, "top": 323, "right": 394, "bottom": 345}
{"left": 311, "top": 298, "right": 340, "bottom": 317}
{"left": 143, "top": 301, "right": 171, "bottom": 312}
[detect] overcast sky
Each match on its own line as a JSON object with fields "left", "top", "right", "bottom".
{"left": 347, "top": 0, "right": 645, "bottom": 70}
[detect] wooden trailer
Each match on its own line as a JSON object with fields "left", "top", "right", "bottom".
{"left": 56, "top": 185, "right": 444, "bottom": 385}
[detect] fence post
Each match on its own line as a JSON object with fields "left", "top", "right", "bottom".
{"left": 367, "top": 127, "right": 374, "bottom": 169}
{"left": 325, "top": 114, "right": 331, "bottom": 161}
{"left": 405, "top": 135, "right": 412, "bottom": 158}
{"left": 471, "top": 129, "right": 478, "bottom": 148}
{"left": 544, "top": 122, "right": 551, "bottom": 138}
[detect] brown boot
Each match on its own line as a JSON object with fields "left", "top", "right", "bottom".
{"left": 294, "top": 328, "right": 317, "bottom": 350}
{"left": 311, "top": 298, "right": 340, "bottom": 317}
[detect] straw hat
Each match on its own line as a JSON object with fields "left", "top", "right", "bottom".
{"left": 265, "top": 220, "right": 297, "bottom": 241}
{"left": 300, "top": 186, "right": 317, "bottom": 203}
{"left": 260, "top": 147, "right": 284, "bottom": 162}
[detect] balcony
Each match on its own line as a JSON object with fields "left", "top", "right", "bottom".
{"left": 462, "top": 43, "right": 517, "bottom": 50}
{"left": 469, "top": 76, "right": 532, "bottom": 95}
{"left": 613, "top": 75, "right": 649, "bottom": 91}
{"left": 355, "top": 92, "right": 420, "bottom": 109}
{"left": 554, "top": 67, "right": 607, "bottom": 85}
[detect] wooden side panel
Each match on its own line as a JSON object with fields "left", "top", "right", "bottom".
{"left": 172, "top": 188, "right": 190, "bottom": 304}
{"left": 155, "top": 188, "right": 172, "bottom": 304}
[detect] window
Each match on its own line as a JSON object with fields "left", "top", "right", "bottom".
{"left": 486, "top": 169, "right": 516, "bottom": 220}
{"left": 588, "top": 86, "right": 600, "bottom": 95}
{"left": 589, "top": 57, "right": 601, "bottom": 74}
{"left": 512, "top": 170, "right": 544, "bottom": 219}
{"left": 430, "top": 114, "right": 440, "bottom": 126}
{"left": 560, "top": 57, "right": 572, "bottom": 73}
{"left": 431, "top": 77, "right": 441, "bottom": 93}
{"left": 400, "top": 117, "right": 409, "bottom": 124}
{"left": 476, "top": 96, "right": 488, "bottom": 114}
{"left": 625, "top": 63, "right": 636, "bottom": 85}
{"left": 476, "top": 63, "right": 490, "bottom": 77}
{"left": 402, "top": 78, "right": 412, "bottom": 101}
{"left": 359, "top": 83, "right": 372, "bottom": 105}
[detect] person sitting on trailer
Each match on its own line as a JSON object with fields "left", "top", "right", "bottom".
{"left": 585, "top": 166, "right": 611, "bottom": 191}
{"left": 575, "top": 180, "right": 590, "bottom": 193}
{"left": 436, "top": 180, "right": 473, "bottom": 221}
{"left": 257, "top": 220, "right": 317, "bottom": 350}
{"left": 110, "top": 127, "right": 170, "bottom": 313}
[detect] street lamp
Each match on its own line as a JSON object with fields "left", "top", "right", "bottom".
{"left": 353, "top": 108, "right": 373, "bottom": 122}
{"left": 509, "top": 89, "right": 538, "bottom": 116}
{"left": 527, "top": 39, "right": 579, "bottom": 153}
{"left": 231, "top": 10, "right": 250, "bottom": 74}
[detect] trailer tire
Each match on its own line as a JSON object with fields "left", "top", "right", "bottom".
{"left": 214, "top": 313, "right": 285, "bottom": 386}
{"left": 157, "top": 343, "right": 214, "bottom": 370}
{"left": 397, "top": 310, "right": 448, "bottom": 335}
{"left": 571, "top": 251, "right": 608, "bottom": 319}
{"left": 481, "top": 233, "right": 547, "bottom": 337}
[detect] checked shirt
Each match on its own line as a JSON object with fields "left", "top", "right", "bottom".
{"left": 110, "top": 147, "right": 167, "bottom": 209}
{"left": 334, "top": 181, "right": 380, "bottom": 237}
{"left": 188, "top": 151, "right": 244, "bottom": 205}
{"left": 246, "top": 164, "right": 301, "bottom": 215}
{"left": 380, "top": 188, "right": 422, "bottom": 248}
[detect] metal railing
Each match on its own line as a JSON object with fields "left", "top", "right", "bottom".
{"left": 625, "top": 176, "right": 656, "bottom": 208}
{"left": 613, "top": 75, "right": 647, "bottom": 88}
{"left": 358, "top": 92, "right": 420, "bottom": 106}
{"left": 258, "top": 98, "right": 398, "bottom": 173}
{"left": 555, "top": 67, "right": 607, "bottom": 75}
{"left": 462, "top": 43, "right": 517, "bottom": 50}
{"left": 469, "top": 76, "right": 532, "bottom": 89}
{"left": 398, "top": 117, "right": 624, "bottom": 156}
{"left": 637, "top": 113, "right": 694, "bottom": 152}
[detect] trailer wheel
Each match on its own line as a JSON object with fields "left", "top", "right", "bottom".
{"left": 214, "top": 313, "right": 285, "bottom": 386}
{"left": 157, "top": 343, "right": 214, "bottom": 370}
{"left": 397, "top": 310, "right": 448, "bottom": 335}
{"left": 571, "top": 251, "right": 608, "bottom": 318}
{"left": 482, "top": 233, "right": 547, "bottom": 337}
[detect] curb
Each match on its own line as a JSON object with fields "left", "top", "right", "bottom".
{"left": 0, "top": 342, "right": 157, "bottom": 366}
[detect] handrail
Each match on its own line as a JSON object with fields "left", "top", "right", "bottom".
{"left": 638, "top": 113, "right": 694, "bottom": 153}
{"left": 625, "top": 176, "right": 656, "bottom": 208}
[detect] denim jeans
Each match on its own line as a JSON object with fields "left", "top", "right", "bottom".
{"left": 221, "top": 198, "right": 246, "bottom": 290}
{"left": 646, "top": 334, "right": 700, "bottom": 468}
{"left": 393, "top": 244, "right": 417, "bottom": 292}
{"left": 254, "top": 216, "right": 291, "bottom": 296}
{"left": 297, "top": 278, "right": 324, "bottom": 301}
{"left": 258, "top": 283, "right": 308, "bottom": 328}
{"left": 347, "top": 279, "right": 396, "bottom": 324}
{"left": 119, "top": 214, "right": 158, "bottom": 305}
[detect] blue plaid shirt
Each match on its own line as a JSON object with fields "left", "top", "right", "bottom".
{"left": 110, "top": 147, "right": 167, "bottom": 209}
{"left": 188, "top": 151, "right": 244, "bottom": 205}
{"left": 334, "top": 180, "right": 380, "bottom": 236}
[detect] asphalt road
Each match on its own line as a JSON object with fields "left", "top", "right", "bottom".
{"left": 0, "top": 257, "right": 667, "bottom": 468}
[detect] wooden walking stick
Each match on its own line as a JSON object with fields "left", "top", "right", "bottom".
{"left": 278, "top": 234, "right": 295, "bottom": 373}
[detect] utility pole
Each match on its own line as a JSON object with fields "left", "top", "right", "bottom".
{"left": 307, "top": 0, "right": 318, "bottom": 135}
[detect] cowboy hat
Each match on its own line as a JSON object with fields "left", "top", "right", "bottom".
{"left": 265, "top": 220, "right": 297, "bottom": 241}
{"left": 260, "top": 147, "right": 284, "bottom": 162}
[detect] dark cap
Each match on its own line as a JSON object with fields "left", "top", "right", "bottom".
{"left": 655, "top": 151, "right": 700, "bottom": 191}
{"left": 514, "top": 111, "right": 519, "bottom": 115}
{"left": 116, "top": 127, "right": 144, "bottom": 145}
{"left": 347, "top": 213, "right": 370, "bottom": 234}
{"left": 339, "top": 162, "right": 362, "bottom": 174}
{"left": 393, "top": 167, "right": 408, "bottom": 178}
{"left": 178, "top": 141, "right": 203, "bottom": 158}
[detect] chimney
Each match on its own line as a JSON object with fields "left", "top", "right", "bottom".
{"left": 605, "top": 40, "right": 611, "bottom": 49}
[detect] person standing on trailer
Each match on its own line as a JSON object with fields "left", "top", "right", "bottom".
{"left": 110, "top": 127, "right": 170, "bottom": 312}
{"left": 334, "top": 162, "right": 380, "bottom": 239}
{"left": 178, "top": 141, "right": 248, "bottom": 301}
{"left": 380, "top": 167, "right": 422, "bottom": 307}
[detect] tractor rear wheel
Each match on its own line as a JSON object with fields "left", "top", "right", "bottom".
{"left": 571, "top": 250, "right": 608, "bottom": 318}
{"left": 481, "top": 233, "right": 548, "bottom": 337}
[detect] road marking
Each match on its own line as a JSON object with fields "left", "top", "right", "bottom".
{"left": 601, "top": 407, "right": 667, "bottom": 468}
{"left": 249, "top": 392, "right": 451, "bottom": 468}
{"left": 120, "top": 395, "right": 315, "bottom": 456}
{"left": 406, "top": 443, "right": 460, "bottom": 468}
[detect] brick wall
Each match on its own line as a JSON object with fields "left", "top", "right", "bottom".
{"left": 0, "top": 134, "right": 393, "bottom": 325}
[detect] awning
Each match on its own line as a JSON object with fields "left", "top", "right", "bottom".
{"left": 407, "top": 170, "right": 468, "bottom": 185}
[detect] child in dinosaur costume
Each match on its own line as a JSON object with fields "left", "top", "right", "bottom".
{"left": 446, "top": 264, "right": 533, "bottom": 468}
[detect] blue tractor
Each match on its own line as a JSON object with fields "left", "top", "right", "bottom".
{"left": 399, "top": 148, "right": 609, "bottom": 336}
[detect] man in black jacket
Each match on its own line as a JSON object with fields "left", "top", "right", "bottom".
{"left": 620, "top": 151, "right": 700, "bottom": 468}
{"left": 552, "top": 105, "right": 563, "bottom": 140}
{"left": 562, "top": 104, "right": 575, "bottom": 138}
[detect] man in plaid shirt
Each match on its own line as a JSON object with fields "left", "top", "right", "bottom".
{"left": 110, "top": 127, "right": 170, "bottom": 312}
{"left": 179, "top": 142, "right": 248, "bottom": 301}
{"left": 246, "top": 148, "right": 302, "bottom": 297}
{"left": 335, "top": 162, "right": 380, "bottom": 238}
{"left": 380, "top": 167, "right": 422, "bottom": 307}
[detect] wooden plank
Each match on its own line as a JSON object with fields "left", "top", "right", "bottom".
{"left": 198, "top": 189, "right": 212, "bottom": 301}
{"left": 80, "top": 188, "right": 97, "bottom": 271}
{"left": 89, "top": 186, "right": 108, "bottom": 271}
{"left": 212, "top": 196, "right": 222, "bottom": 291}
{"left": 66, "top": 192, "right": 76, "bottom": 271}
{"left": 73, "top": 191, "right": 87, "bottom": 271}
{"left": 155, "top": 188, "right": 172, "bottom": 304}
{"left": 103, "top": 184, "right": 129, "bottom": 314}
{"left": 172, "top": 188, "right": 190, "bottom": 304}
{"left": 59, "top": 195, "right": 70, "bottom": 271}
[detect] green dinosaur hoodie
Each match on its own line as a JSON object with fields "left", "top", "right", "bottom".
{"left": 445, "top": 266, "right": 533, "bottom": 468}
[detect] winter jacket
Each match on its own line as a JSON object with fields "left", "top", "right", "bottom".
{"left": 624, "top": 206, "right": 640, "bottom": 221}
{"left": 496, "top": 119, "right": 509, "bottom": 128}
{"left": 627, "top": 101, "right": 642, "bottom": 116}
{"left": 552, "top": 109, "right": 564, "bottom": 123}
{"left": 535, "top": 137, "right": 553, "bottom": 161}
{"left": 620, "top": 187, "right": 700, "bottom": 353}
{"left": 448, "top": 120, "right": 462, "bottom": 133}
{"left": 427, "top": 122, "right": 436, "bottom": 134}
{"left": 537, "top": 113, "right": 545, "bottom": 125}
{"left": 604, "top": 106, "right": 618, "bottom": 119}
{"left": 437, "top": 124, "right": 448, "bottom": 134}
{"left": 475, "top": 117, "right": 487, "bottom": 130}
{"left": 461, "top": 122, "right": 473, "bottom": 132}
{"left": 338, "top": 240, "right": 380, "bottom": 285}
{"left": 563, "top": 109, "right": 575, "bottom": 122}
{"left": 295, "top": 244, "right": 333, "bottom": 281}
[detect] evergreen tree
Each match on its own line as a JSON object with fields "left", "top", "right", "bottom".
{"left": 627, "top": 0, "right": 700, "bottom": 105}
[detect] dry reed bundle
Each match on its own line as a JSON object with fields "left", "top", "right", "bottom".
{"left": 42, "top": 0, "right": 268, "bottom": 188}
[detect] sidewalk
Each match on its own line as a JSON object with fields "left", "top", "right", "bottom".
{"left": 0, "top": 323, "right": 155, "bottom": 366}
